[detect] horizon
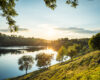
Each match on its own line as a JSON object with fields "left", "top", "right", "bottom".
{"left": 0, "top": 32, "right": 90, "bottom": 41}
{"left": 0, "top": 0, "right": 100, "bottom": 40}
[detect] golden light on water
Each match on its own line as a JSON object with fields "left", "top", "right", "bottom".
{"left": 38, "top": 47, "right": 57, "bottom": 55}
{"left": 45, "top": 49, "right": 56, "bottom": 54}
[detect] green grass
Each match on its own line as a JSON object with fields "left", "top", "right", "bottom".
{"left": 7, "top": 50, "right": 100, "bottom": 80}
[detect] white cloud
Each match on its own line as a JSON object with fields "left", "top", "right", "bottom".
{"left": 55, "top": 27, "right": 100, "bottom": 34}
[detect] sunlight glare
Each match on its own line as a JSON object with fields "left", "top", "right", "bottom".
{"left": 38, "top": 47, "right": 57, "bottom": 55}
{"left": 47, "top": 28, "right": 55, "bottom": 36}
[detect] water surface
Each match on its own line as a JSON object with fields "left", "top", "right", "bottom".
{"left": 0, "top": 46, "right": 69, "bottom": 80}
{"left": 0, "top": 46, "right": 58, "bottom": 80}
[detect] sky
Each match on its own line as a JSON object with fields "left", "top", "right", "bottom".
{"left": 0, "top": 0, "right": 100, "bottom": 40}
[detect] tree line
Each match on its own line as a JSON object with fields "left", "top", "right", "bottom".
{"left": 0, "top": 33, "right": 89, "bottom": 48}
{"left": 0, "top": 33, "right": 47, "bottom": 46}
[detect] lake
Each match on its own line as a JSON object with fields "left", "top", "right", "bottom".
{"left": 0, "top": 46, "right": 69, "bottom": 80}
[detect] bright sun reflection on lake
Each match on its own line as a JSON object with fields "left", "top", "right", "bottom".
{"left": 45, "top": 48, "right": 56, "bottom": 54}
{"left": 37, "top": 47, "right": 57, "bottom": 55}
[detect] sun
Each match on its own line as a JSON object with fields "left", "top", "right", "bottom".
{"left": 47, "top": 28, "right": 55, "bottom": 36}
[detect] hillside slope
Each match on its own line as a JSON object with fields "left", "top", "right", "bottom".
{"left": 8, "top": 51, "right": 100, "bottom": 80}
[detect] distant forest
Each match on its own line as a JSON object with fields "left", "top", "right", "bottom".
{"left": 0, "top": 33, "right": 90, "bottom": 53}
{"left": 0, "top": 33, "right": 47, "bottom": 46}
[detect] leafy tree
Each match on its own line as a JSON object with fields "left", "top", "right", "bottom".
{"left": 73, "top": 44, "right": 81, "bottom": 53}
{"left": 18, "top": 55, "right": 34, "bottom": 75}
{"left": 0, "top": 0, "right": 18, "bottom": 32}
{"left": 56, "top": 46, "right": 67, "bottom": 62}
{"left": 35, "top": 53, "right": 53, "bottom": 68}
{"left": 67, "top": 44, "right": 79, "bottom": 59}
{"left": 44, "top": 0, "right": 78, "bottom": 10}
{"left": 44, "top": 0, "right": 57, "bottom": 10}
{"left": 88, "top": 33, "right": 100, "bottom": 50}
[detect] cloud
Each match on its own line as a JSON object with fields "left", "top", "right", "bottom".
{"left": 0, "top": 29, "right": 9, "bottom": 32}
{"left": 55, "top": 27, "right": 100, "bottom": 34}
{"left": 18, "top": 28, "right": 29, "bottom": 31}
{"left": 0, "top": 28, "right": 29, "bottom": 32}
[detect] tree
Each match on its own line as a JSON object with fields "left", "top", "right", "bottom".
{"left": 67, "top": 44, "right": 79, "bottom": 59}
{"left": 88, "top": 33, "right": 100, "bottom": 50}
{"left": 18, "top": 55, "right": 34, "bottom": 75}
{"left": 0, "top": 0, "right": 18, "bottom": 32}
{"left": 44, "top": 0, "right": 78, "bottom": 10}
{"left": 35, "top": 53, "right": 53, "bottom": 68}
{"left": 56, "top": 46, "right": 67, "bottom": 62}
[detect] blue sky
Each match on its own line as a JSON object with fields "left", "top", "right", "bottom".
{"left": 0, "top": 0, "right": 100, "bottom": 40}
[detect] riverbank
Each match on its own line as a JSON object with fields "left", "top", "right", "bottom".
{"left": 7, "top": 50, "right": 100, "bottom": 80}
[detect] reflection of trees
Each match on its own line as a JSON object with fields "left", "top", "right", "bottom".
{"left": 25, "top": 46, "right": 45, "bottom": 52}
{"left": 0, "top": 49, "right": 22, "bottom": 57}
{"left": 35, "top": 53, "right": 53, "bottom": 68}
{"left": 18, "top": 55, "right": 34, "bottom": 75}
{"left": 0, "top": 46, "right": 46, "bottom": 57}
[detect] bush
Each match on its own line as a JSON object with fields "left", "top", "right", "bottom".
{"left": 56, "top": 46, "right": 67, "bottom": 62}
{"left": 88, "top": 33, "right": 100, "bottom": 50}
{"left": 67, "top": 44, "right": 80, "bottom": 59}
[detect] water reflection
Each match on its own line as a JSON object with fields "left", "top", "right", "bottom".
{"left": 0, "top": 47, "right": 58, "bottom": 80}
{"left": 35, "top": 53, "right": 53, "bottom": 68}
{"left": 18, "top": 55, "right": 34, "bottom": 75}
{"left": 0, "top": 46, "right": 45, "bottom": 56}
{"left": 0, "top": 49, "right": 22, "bottom": 56}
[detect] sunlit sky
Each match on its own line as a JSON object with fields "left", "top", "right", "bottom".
{"left": 0, "top": 0, "right": 100, "bottom": 40}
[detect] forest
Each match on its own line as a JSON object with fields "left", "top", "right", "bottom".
{"left": 0, "top": 33, "right": 47, "bottom": 46}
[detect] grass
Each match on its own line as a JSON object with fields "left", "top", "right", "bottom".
{"left": 7, "top": 50, "right": 100, "bottom": 80}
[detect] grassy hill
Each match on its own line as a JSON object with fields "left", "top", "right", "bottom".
{"left": 8, "top": 50, "right": 100, "bottom": 80}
